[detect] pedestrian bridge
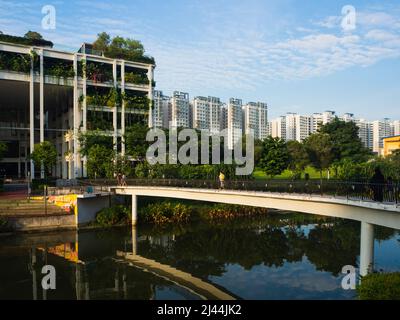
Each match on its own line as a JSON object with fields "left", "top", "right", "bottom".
{"left": 111, "top": 185, "right": 400, "bottom": 277}
{"left": 113, "top": 186, "right": 400, "bottom": 230}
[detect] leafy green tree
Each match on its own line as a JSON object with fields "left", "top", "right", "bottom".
{"left": 87, "top": 145, "right": 114, "bottom": 178}
{"left": 125, "top": 123, "right": 150, "bottom": 160}
{"left": 0, "top": 142, "right": 7, "bottom": 161}
{"left": 319, "top": 118, "right": 371, "bottom": 164}
{"left": 92, "top": 32, "right": 154, "bottom": 63}
{"left": 79, "top": 130, "right": 113, "bottom": 157}
{"left": 287, "top": 140, "right": 309, "bottom": 179}
{"left": 304, "top": 133, "right": 334, "bottom": 179}
{"left": 24, "top": 31, "right": 43, "bottom": 40}
{"left": 30, "top": 141, "right": 57, "bottom": 177}
{"left": 258, "top": 137, "right": 289, "bottom": 178}
{"left": 92, "top": 32, "right": 110, "bottom": 53}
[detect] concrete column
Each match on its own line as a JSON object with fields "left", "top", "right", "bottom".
{"left": 132, "top": 194, "right": 137, "bottom": 226}
{"left": 147, "top": 66, "right": 154, "bottom": 128}
{"left": 73, "top": 54, "right": 81, "bottom": 178}
{"left": 75, "top": 263, "right": 82, "bottom": 300}
{"left": 39, "top": 50, "right": 45, "bottom": 179}
{"left": 114, "top": 268, "right": 119, "bottom": 294}
{"left": 360, "top": 221, "right": 375, "bottom": 277}
{"left": 82, "top": 55, "right": 87, "bottom": 177}
{"left": 113, "top": 60, "right": 118, "bottom": 151}
{"left": 121, "top": 61, "right": 125, "bottom": 155}
{"left": 132, "top": 223, "right": 137, "bottom": 255}
{"left": 31, "top": 247, "right": 37, "bottom": 300}
{"left": 29, "top": 50, "right": 35, "bottom": 178}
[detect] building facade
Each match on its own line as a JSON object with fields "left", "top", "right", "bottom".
{"left": 0, "top": 39, "right": 154, "bottom": 179}
{"left": 152, "top": 90, "right": 170, "bottom": 129}
{"left": 243, "top": 102, "right": 268, "bottom": 140}
{"left": 227, "top": 98, "right": 243, "bottom": 149}
{"left": 192, "top": 96, "right": 222, "bottom": 134}
{"left": 170, "top": 91, "right": 190, "bottom": 128}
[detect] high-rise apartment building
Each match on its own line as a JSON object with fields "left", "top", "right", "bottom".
{"left": 270, "top": 116, "right": 286, "bottom": 141}
{"left": 372, "top": 119, "right": 394, "bottom": 154}
{"left": 152, "top": 90, "right": 170, "bottom": 129}
{"left": 227, "top": 98, "right": 243, "bottom": 149}
{"left": 243, "top": 102, "right": 268, "bottom": 140}
{"left": 356, "top": 119, "right": 373, "bottom": 151}
{"left": 392, "top": 120, "right": 400, "bottom": 136}
{"left": 170, "top": 91, "right": 190, "bottom": 128}
{"left": 192, "top": 96, "right": 222, "bottom": 134}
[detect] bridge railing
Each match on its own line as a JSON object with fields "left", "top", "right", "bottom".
{"left": 80, "top": 178, "right": 399, "bottom": 204}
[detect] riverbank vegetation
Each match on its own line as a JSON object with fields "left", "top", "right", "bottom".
{"left": 357, "top": 272, "right": 400, "bottom": 300}
{"left": 95, "top": 205, "right": 131, "bottom": 227}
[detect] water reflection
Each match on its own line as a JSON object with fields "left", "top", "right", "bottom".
{"left": 0, "top": 212, "right": 399, "bottom": 300}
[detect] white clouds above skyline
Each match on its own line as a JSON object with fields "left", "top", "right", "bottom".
{"left": 0, "top": 0, "right": 399, "bottom": 119}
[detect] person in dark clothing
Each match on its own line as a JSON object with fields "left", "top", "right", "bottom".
{"left": 387, "top": 176, "right": 394, "bottom": 202}
{"left": 370, "top": 167, "right": 385, "bottom": 202}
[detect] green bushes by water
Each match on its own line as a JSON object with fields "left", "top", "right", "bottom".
{"left": 357, "top": 272, "right": 400, "bottom": 300}
{"left": 140, "top": 202, "right": 192, "bottom": 225}
{"left": 95, "top": 205, "right": 131, "bottom": 227}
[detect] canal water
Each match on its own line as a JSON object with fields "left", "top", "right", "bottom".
{"left": 0, "top": 210, "right": 399, "bottom": 300}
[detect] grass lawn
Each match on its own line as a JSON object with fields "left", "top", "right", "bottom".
{"left": 252, "top": 166, "right": 328, "bottom": 180}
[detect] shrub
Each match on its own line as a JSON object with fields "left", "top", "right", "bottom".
{"left": 95, "top": 205, "right": 130, "bottom": 227}
{"left": 140, "top": 202, "right": 191, "bottom": 225}
{"left": 357, "top": 272, "right": 400, "bottom": 300}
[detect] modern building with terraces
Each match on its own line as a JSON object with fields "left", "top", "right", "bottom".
{"left": 0, "top": 35, "right": 155, "bottom": 179}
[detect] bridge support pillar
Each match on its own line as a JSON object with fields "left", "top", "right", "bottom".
{"left": 132, "top": 194, "right": 137, "bottom": 226}
{"left": 132, "top": 224, "right": 137, "bottom": 255}
{"left": 360, "top": 221, "right": 374, "bottom": 277}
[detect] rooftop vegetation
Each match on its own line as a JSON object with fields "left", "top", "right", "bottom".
{"left": 92, "top": 32, "right": 155, "bottom": 64}
{"left": 0, "top": 31, "right": 53, "bottom": 47}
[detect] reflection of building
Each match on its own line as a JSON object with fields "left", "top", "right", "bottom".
{"left": 383, "top": 135, "right": 400, "bottom": 157}
{"left": 0, "top": 38, "right": 154, "bottom": 178}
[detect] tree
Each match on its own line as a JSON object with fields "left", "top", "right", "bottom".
{"left": 258, "top": 137, "right": 289, "bottom": 178}
{"left": 287, "top": 140, "right": 309, "bottom": 179}
{"left": 30, "top": 141, "right": 57, "bottom": 177}
{"left": 92, "top": 32, "right": 154, "bottom": 64}
{"left": 24, "top": 31, "right": 43, "bottom": 40}
{"left": 79, "top": 130, "right": 113, "bottom": 157}
{"left": 0, "top": 142, "right": 7, "bottom": 161}
{"left": 92, "top": 32, "right": 110, "bottom": 53}
{"left": 87, "top": 145, "right": 114, "bottom": 178}
{"left": 319, "top": 118, "right": 371, "bottom": 164}
{"left": 125, "top": 123, "right": 150, "bottom": 160}
{"left": 304, "top": 133, "right": 334, "bottom": 179}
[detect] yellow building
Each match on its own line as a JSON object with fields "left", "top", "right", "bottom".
{"left": 383, "top": 135, "right": 400, "bottom": 157}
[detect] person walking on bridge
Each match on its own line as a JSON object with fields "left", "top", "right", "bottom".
{"left": 219, "top": 171, "right": 225, "bottom": 189}
{"left": 370, "top": 167, "right": 384, "bottom": 202}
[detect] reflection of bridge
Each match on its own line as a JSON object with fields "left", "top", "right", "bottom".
{"left": 116, "top": 250, "right": 235, "bottom": 300}
{"left": 113, "top": 185, "right": 400, "bottom": 277}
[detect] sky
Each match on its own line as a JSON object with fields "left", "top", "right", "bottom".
{"left": 1, "top": 0, "right": 400, "bottom": 120}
